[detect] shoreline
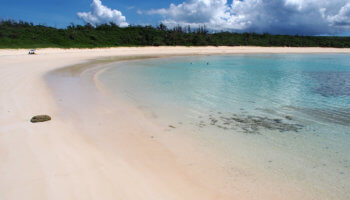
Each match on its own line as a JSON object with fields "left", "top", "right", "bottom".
{"left": 3, "top": 46, "right": 350, "bottom": 57}
{"left": 1, "top": 47, "right": 350, "bottom": 200}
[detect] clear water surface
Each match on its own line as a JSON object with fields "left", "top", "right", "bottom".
{"left": 99, "top": 54, "right": 350, "bottom": 199}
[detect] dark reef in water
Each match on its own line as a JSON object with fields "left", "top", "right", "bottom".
{"left": 309, "top": 71, "right": 350, "bottom": 97}
{"left": 285, "top": 106, "right": 350, "bottom": 127}
{"left": 197, "top": 113, "right": 303, "bottom": 134}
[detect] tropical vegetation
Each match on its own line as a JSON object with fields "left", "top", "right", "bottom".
{"left": 1, "top": 20, "right": 350, "bottom": 48}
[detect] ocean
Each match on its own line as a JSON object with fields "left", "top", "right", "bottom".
{"left": 99, "top": 54, "right": 350, "bottom": 199}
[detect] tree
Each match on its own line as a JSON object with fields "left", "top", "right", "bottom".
{"left": 157, "top": 23, "right": 167, "bottom": 31}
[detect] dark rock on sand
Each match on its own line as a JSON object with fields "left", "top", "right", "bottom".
{"left": 31, "top": 115, "right": 51, "bottom": 123}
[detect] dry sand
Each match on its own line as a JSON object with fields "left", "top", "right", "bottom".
{"left": 1, "top": 47, "right": 350, "bottom": 200}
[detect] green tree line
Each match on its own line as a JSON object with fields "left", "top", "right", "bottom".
{"left": 1, "top": 20, "right": 350, "bottom": 48}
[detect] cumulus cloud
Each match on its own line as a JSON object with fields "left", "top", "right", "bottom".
{"left": 327, "top": 3, "right": 350, "bottom": 27}
{"left": 147, "top": 0, "right": 350, "bottom": 35}
{"left": 147, "top": 0, "right": 238, "bottom": 29}
{"left": 77, "top": 0, "right": 128, "bottom": 27}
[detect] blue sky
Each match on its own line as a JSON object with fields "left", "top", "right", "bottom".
{"left": 0, "top": 0, "right": 190, "bottom": 27}
{"left": 0, "top": 0, "right": 160, "bottom": 27}
{"left": 1, "top": 0, "right": 350, "bottom": 35}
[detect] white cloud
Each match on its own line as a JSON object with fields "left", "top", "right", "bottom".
{"left": 327, "top": 3, "right": 350, "bottom": 27}
{"left": 77, "top": 0, "right": 128, "bottom": 27}
{"left": 147, "top": 0, "right": 239, "bottom": 29}
{"left": 147, "top": 0, "right": 350, "bottom": 35}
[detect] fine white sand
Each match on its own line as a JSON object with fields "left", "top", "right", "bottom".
{"left": 1, "top": 47, "right": 350, "bottom": 200}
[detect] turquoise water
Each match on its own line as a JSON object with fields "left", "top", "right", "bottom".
{"left": 99, "top": 54, "right": 350, "bottom": 199}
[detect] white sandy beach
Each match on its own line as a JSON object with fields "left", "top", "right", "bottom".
{"left": 1, "top": 47, "right": 350, "bottom": 200}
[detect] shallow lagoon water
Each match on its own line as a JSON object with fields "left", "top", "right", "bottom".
{"left": 99, "top": 54, "right": 350, "bottom": 199}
